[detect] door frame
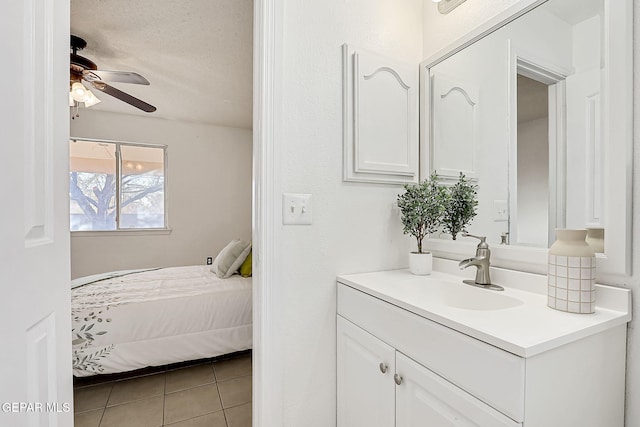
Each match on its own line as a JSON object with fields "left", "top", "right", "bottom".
{"left": 507, "top": 44, "right": 570, "bottom": 247}
{"left": 253, "top": 0, "right": 283, "bottom": 425}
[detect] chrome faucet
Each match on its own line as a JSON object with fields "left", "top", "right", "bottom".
{"left": 458, "top": 232, "right": 503, "bottom": 291}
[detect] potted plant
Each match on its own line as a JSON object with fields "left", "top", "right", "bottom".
{"left": 397, "top": 173, "right": 445, "bottom": 275}
{"left": 442, "top": 172, "right": 478, "bottom": 240}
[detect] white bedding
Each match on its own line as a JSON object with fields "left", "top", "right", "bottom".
{"left": 71, "top": 265, "right": 252, "bottom": 377}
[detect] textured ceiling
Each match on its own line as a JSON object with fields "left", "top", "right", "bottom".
{"left": 70, "top": 0, "right": 253, "bottom": 129}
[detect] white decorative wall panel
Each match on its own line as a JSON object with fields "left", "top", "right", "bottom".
{"left": 343, "top": 44, "right": 418, "bottom": 184}
{"left": 23, "top": 0, "right": 54, "bottom": 247}
{"left": 431, "top": 73, "right": 479, "bottom": 183}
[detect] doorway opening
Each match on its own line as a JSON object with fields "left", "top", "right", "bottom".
{"left": 509, "top": 57, "right": 567, "bottom": 248}
{"left": 68, "top": 1, "right": 256, "bottom": 425}
{"left": 515, "top": 74, "right": 551, "bottom": 246}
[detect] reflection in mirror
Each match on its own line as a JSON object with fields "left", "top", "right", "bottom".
{"left": 516, "top": 75, "right": 549, "bottom": 247}
{"left": 428, "top": 0, "right": 604, "bottom": 249}
{"left": 422, "top": 0, "right": 631, "bottom": 275}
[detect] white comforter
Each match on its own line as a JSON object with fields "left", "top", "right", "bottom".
{"left": 71, "top": 265, "right": 252, "bottom": 377}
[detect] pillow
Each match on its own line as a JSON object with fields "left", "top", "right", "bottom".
{"left": 211, "top": 240, "right": 252, "bottom": 279}
{"left": 239, "top": 249, "right": 252, "bottom": 277}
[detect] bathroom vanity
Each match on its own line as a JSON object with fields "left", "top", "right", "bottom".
{"left": 337, "top": 0, "right": 634, "bottom": 423}
{"left": 336, "top": 261, "right": 631, "bottom": 426}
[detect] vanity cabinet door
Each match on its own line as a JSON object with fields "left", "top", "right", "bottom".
{"left": 395, "top": 352, "right": 520, "bottom": 427}
{"left": 337, "top": 316, "right": 396, "bottom": 427}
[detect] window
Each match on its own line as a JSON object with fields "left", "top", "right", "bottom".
{"left": 69, "top": 139, "right": 167, "bottom": 231}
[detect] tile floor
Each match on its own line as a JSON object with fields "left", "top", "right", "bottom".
{"left": 73, "top": 353, "right": 252, "bottom": 427}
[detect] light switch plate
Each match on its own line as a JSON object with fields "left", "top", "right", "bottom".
{"left": 282, "top": 193, "right": 312, "bottom": 225}
{"left": 494, "top": 200, "right": 508, "bottom": 221}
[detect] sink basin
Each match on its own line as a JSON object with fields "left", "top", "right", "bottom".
{"left": 443, "top": 284, "right": 524, "bottom": 311}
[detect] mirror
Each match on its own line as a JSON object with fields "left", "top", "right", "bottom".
{"left": 421, "top": 0, "right": 632, "bottom": 276}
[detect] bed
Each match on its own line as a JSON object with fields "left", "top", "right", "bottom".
{"left": 71, "top": 264, "right": 252, "bottom": 377}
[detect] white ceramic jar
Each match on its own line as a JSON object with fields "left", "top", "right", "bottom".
{"left": 586, "top": 227, "right": 605, "bottom": 253}
{"left": 547, "top": 229, "right": 596, "bottom": 314}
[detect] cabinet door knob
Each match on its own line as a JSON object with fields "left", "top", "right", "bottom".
{"left": 379, "top": 363, "right": 388, "bottom": 374}
{"left": 394, "top": 373, "right": 403, "bottom": 385}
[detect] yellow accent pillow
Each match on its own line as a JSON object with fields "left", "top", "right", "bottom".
{"left": 239, "top": 250, "right": 252, "bottom": 277}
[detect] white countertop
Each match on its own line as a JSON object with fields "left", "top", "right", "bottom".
{"left": 337, "top": 263, "right": 632, "bottom": 357}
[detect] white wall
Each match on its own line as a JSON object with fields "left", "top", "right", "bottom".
{"left": 70, "top": 110, "right": 252, "bottom": 278}
{"left": 423, "top": 0, "right": 526, "bottom": 60}
{"left": 424, "top": 1, "right": 640, "bottom": 425}
{"left": 271, "top": 0, "right": 422, "bottom": 424}
{"left": 629, "top": 4, "right": 640, "bottom": 424}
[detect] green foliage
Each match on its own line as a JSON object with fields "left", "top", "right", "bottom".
{"left": 397, "top": 173, "right": 446, "bottom": 253}
{"left": 442, "top": 173, "right": 478, "bottom": 240}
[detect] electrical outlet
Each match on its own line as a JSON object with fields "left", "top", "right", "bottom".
{"left": 206, "top": 257, "right": 213, "bottom": 265}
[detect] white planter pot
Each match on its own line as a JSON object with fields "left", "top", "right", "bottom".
{"left": 409, "top": 252, "right": 432, "bottom": 275}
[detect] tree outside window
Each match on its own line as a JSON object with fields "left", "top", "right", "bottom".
{"left": 69, "top": 139, "right": 166, "bottom": 231}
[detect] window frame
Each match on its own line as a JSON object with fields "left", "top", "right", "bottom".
{"left": 69, "top": 137, "right": 170, "bottom": 234}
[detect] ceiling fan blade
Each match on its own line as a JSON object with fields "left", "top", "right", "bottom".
{"left": 85, "top": 70, "right": 150, "bottom": 85}
{"left": 88, "top": 81, "right": 156, "bottom": 113}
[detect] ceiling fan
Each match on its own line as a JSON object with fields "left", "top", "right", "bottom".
{"left": 70, "top": 35, "right": 156, "bottom": 113}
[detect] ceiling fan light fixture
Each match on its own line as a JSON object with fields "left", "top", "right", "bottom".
{"left": 69, "top": 35, "right": 156, "bottom": 113}
{"left": 69, "top": 81, "right": 101, "bottom": 108}
{"left": 83, "top": 90, "right": 102, "bottom": 107}
{"left": 71, "top": 82, "right": 89, "bottom": 102}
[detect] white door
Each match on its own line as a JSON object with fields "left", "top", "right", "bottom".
{"left": 0, "top": 1, "right": 73, "bottom": 426}
{"left": 395, "top": 352, "right": 519, "bottom": 427}
{"left": 337, "top": 316, "right": 395, "bottom": 427}
{"left": 565, "top": 67, "right": 602, "bottom": 230}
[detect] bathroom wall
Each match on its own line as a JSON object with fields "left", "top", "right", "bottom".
{"left": 423, "top": 0, "right": 531, "bottom": 60}
{"left": 629, "top": 3, "right": 640, "bottom": 423}
{"left": 424, "top": 1, "right": 639, "bottom": 424}
{"left": 270, "top": 0, "right": 422, "bottom": 424}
